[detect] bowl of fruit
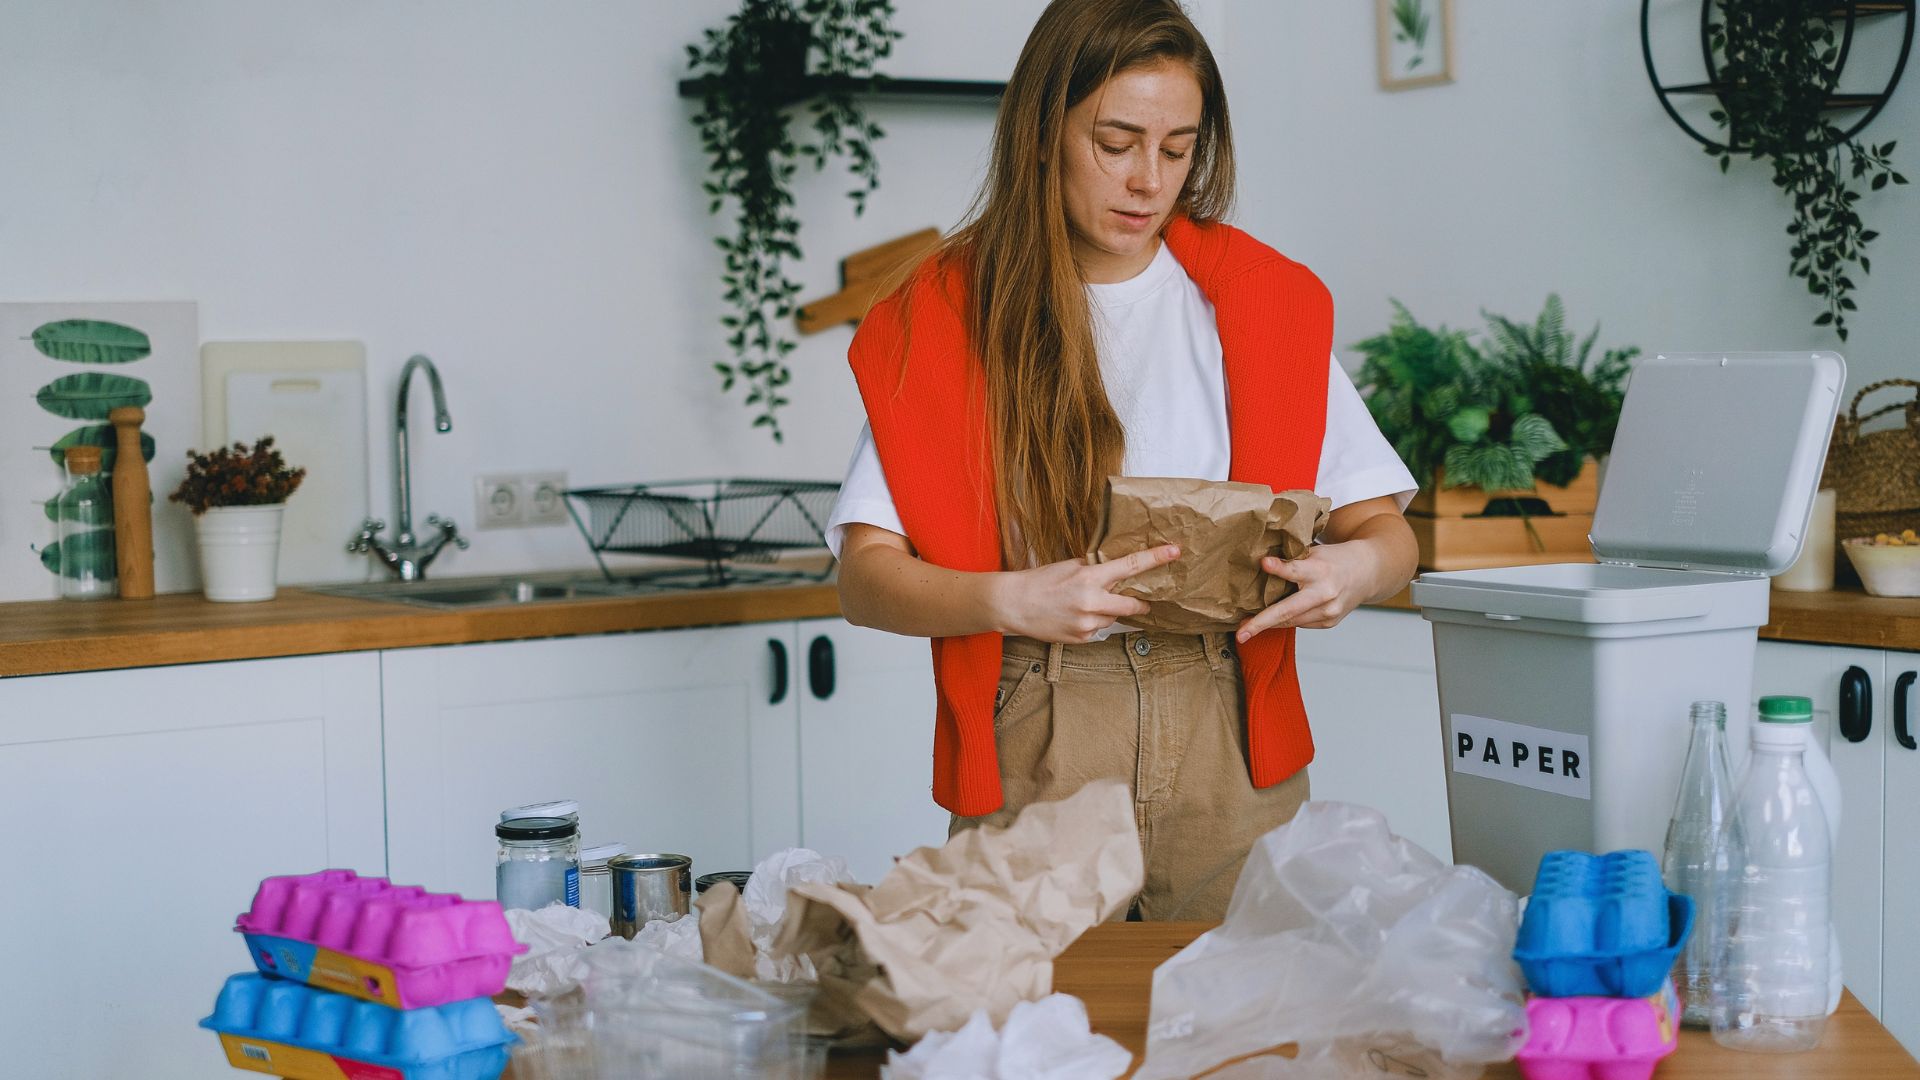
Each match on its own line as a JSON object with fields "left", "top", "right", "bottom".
{"left": 1843, "top": 529, "right": 1920, "bottom": 597}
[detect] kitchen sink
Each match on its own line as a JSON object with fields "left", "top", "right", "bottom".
{"left": 306, "top": 573, "right": 658, "bottom": 609}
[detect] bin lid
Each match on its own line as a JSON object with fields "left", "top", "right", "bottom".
{"left": 1590, "top": 352, "right": 1845, "bottom": 576}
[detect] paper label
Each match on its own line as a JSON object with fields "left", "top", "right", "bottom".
{"left": 565, "top": 866, "right": 580, "bottom": 907}
{"left": 243, "top": 933, "right": 402, "bottom": 1007}
{"left": 217, "top": 1033, "right": 404, "bottom": 1080}
{"left": 1448, "top": 713, "right": 1591, "bottom": 799}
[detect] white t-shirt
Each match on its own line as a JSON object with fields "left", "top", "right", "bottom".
{"left": 826, "top": 240, "right": 1416, "bottom": 558}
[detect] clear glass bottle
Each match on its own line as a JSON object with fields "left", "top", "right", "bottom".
{"left": 1662, "top": 699, "right": 1737, "bottom": 1026}
{"left": 1711, "top": 696, "right": 1830, "bottom": 1053}
{"left": 495, "top": 816, "right": 581, "bottom": 911}
{"left": 56, "top": 445, "right": 115, "bottom": 600}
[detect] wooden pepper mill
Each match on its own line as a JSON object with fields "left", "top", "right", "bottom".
{"left": 108, "top": 405, "right": 155, "bottom": 599}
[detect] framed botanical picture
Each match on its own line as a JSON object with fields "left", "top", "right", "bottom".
{"left": 1377, "top": 0, "right": 1454, "bottom": 91}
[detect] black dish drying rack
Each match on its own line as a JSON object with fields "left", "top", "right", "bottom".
{"left": 564, "top": 478, "right": 840, "bottom": 587}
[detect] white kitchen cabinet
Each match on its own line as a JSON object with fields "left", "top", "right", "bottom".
{"left": 0, "top": 653, "right": 384, "bottom": 1080}
{"left": 381, "top": 626, "right": 801, "bottom": 900}
{"left": 1878, "top": 649, "right": 1920, "bottom": 1055}
{"left": 1295, "top": 607, "right": 1453, "bottom": 862}
{"left": 1752, "top": 639, "right": 1888, "bottom": 1017}
{"left": 793, "top": 617, "right": 946, "bottom": 882}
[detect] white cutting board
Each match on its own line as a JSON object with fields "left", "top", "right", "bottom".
{"left": 203, "top": 341, "right": 371, "bottom": 584}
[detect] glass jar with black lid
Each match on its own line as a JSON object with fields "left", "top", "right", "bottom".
{"left": 495, "top": 815, "right": 580, "bottom": 910}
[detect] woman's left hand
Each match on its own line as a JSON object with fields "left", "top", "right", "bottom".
{"left": 1237, "top": 543, "right": 1381, "bottom": 638}
{"left": 1236, "top": 496, "right": 1420, "bottom": 642}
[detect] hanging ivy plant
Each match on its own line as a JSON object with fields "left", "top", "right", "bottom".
{"left": 1705, "top": 1, "right": 1906, "bottom": 341}
{"left": 687, "top": 0, "right": 901, "bottom": 441}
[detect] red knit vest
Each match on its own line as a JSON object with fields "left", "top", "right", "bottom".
{"left": 847, "top": 217, "right": 1332, "bottom": 816}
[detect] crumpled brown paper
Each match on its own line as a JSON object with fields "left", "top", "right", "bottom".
{"left": 1089, "top": 476, "right": 1331, "bottom": 634}
{"left": 694, "top": 883, "right": 756, "bottom": 980}
{"left": 696, "top": 878, "right": 889, "bottom": 1044}
{"left": 768, "top": 779, "right": 1143, "bottom": 1042}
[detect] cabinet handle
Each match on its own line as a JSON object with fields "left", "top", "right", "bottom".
{"left": 1896, "top": 670, "right": 1916, "bottom": 751}
{"left": 808, "top": 635, "right": 836, "bottom": 700}
{"left": 768, "top": 639, "right": 789, "bottom": 705}
{"left": 1839, "top": 665, "right": 1873, "bottom": 744}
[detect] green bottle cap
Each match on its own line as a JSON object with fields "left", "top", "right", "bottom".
{"left": 1758, "top": 695, "right": 1814, "bottom": 723}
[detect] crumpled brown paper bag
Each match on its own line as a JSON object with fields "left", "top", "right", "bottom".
{"left": 767, "top": 779, "right": 1143, "bottom": 1042}
{"left": 1089, "top": 476, "right": 1331, "bottom": 634}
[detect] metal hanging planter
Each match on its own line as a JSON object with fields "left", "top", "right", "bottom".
{"left": 1640, "top": 0, "right": 1914, "bottom": 153}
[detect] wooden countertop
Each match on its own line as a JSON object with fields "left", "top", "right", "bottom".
{"left": 1370, "top": 583, "right": 1920, "bottom": 653}
{"left": 1, "top": 575, "right": 1914, "bottom": 679}
{"left": 0, "top": 579, "right": 841, "bottom": 677}
{"left": 818, "top": 921, "right": 1917, "bottom": 1078}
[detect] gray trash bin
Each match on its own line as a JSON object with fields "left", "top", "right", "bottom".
{"left": 1414, "top": 352, "right": 1844, "bottom": 893}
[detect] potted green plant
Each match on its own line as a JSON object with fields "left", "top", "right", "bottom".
{"left": 1354, "top": 295, "right": 1636, "bottom": 568}
{"left": 170, "top": 436, "right": 306, "bottom": 602}
{"left": 687, "top": 0, "right": 902, "bottom": 441}
{"left": 1704, "top": 2, "right": 1906, "bottom": 341}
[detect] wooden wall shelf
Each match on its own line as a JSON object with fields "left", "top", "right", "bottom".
{"left": 677, "top": 75, "right": 1005, "bottom": 104}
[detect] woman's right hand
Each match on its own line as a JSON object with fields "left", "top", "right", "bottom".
{"left": 990, "top": 544, "right": 1181, "bottom": 643}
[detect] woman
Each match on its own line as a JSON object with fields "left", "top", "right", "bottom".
{"left": 826, "top": 0, "right": 1419, "bottom": 920}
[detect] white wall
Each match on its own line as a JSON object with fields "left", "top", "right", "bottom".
{"left": 0, "top": 0, "right": 1048, "bottom": 585}
{"left": 1219, "top": 2, "right": 1917, "bottom": 394}
{"left": 2, "top": 1, "right": 1911, "bottom": 590}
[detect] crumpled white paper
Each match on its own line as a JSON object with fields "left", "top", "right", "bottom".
{"left": 1133, "top": 802, "right": 1526, "bottom": 1080}
{"left": 628, "top": 910, "right": 703, "bottom": 960}
{"left": 743, "top": 848, "right": 855, "bottom": 982}
{"left": 506, "top": 901, "right": 704, "bottom": 996}
{"left": 506, "top": 903, "right": 611, "bottom": 995}
{"left": 744, "top": 848, "right": 856, "bottom": 929}
{"left": 494, "top": 1002, "right": 538, "bottom": 1039}
{"left": 881, "top": 994, "right": 1131, "bottom": 1080}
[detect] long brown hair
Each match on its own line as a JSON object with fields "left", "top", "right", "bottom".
{"left": 937, "top": 0, "right": 1235, "bottom": 565}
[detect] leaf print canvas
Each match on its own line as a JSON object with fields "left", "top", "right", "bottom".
{"left": 0, "top": 302, "right": 200, "bottom": 599}
{"left": 1378, "top": 0, "right": 1454, "bottom": 91}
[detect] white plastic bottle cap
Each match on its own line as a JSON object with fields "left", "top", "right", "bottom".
{"left": 500, "top": 799, "right": 580, "bottom": 823}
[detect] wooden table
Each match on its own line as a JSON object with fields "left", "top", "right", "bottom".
{"left": 823, "top": 921, "right": 1920, "bottom": 1078}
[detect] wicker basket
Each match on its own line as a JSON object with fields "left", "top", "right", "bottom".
{"left": 1822, "top": 378, "right": 1920, "bottom": 582}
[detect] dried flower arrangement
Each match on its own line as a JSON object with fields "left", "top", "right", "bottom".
{"left": 169, "top": 436, "right": 306, "bottom": 515}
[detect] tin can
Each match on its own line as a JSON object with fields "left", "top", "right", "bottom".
{"left": 609, "top": 853, "right": 692, "bottom": 938}
{"left": 694, "top": 870, "right": 755, "bottom": 895}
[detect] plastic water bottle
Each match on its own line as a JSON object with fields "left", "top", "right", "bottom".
{"left": 1661, "top": 700, "right": 1736, "bottom": 1026}
{"left": 1711, "top": 695, "right": 1830, "bottom": 1052}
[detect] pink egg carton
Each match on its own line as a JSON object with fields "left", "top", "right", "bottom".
{"left": 1516, "top": 980, "right": 1679, "bottom": 1080}
{"left": 235, "top": 869, "right": 527, "bottom": 1010}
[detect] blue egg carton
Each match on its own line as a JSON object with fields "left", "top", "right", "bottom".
{"left": 1513, "top": 850, "right": 1695, "bottom": 999}
{"left": 201, "top": 972, "right": 515, "bottom": 1080}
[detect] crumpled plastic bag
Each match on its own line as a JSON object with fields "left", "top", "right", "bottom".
{"left": 506, "top": 903, "right": 612, "bottom": 995}
{"left": 1134, "top": 802, "right": 1527, "bottom": 1080}
{"left": 881, "top": 994, "right": 1131, "bottom": 1080}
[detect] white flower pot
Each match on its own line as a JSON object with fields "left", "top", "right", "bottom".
{"left": 195, "top": 504, "right": 286, "bottom": 603}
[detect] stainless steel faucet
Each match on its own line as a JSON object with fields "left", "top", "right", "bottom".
{"left": 349, "top": 354, "right": 468, "bottom": 579}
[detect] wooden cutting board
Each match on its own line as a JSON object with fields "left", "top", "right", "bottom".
{"left": 203, "top": 341, "right": 371, "bottom": 584}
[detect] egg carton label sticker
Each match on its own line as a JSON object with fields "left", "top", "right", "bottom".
{"left": 1449, "top": 713, "right": 1591, "bottom": 799}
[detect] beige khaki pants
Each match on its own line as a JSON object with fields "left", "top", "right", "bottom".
{"left": 949, "top": 630, "right": 1309, "bottom": 921}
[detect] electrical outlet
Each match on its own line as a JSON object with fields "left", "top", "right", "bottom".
{"left": 525, "top": 471, "right": 569, "bottom": 526}
{"left": 475, "top": 474, "right": 523, "bottom": 528}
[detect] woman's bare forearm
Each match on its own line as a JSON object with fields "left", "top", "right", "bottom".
{"left": 837, "top": 539, "right": 1008, "bottom": 638}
